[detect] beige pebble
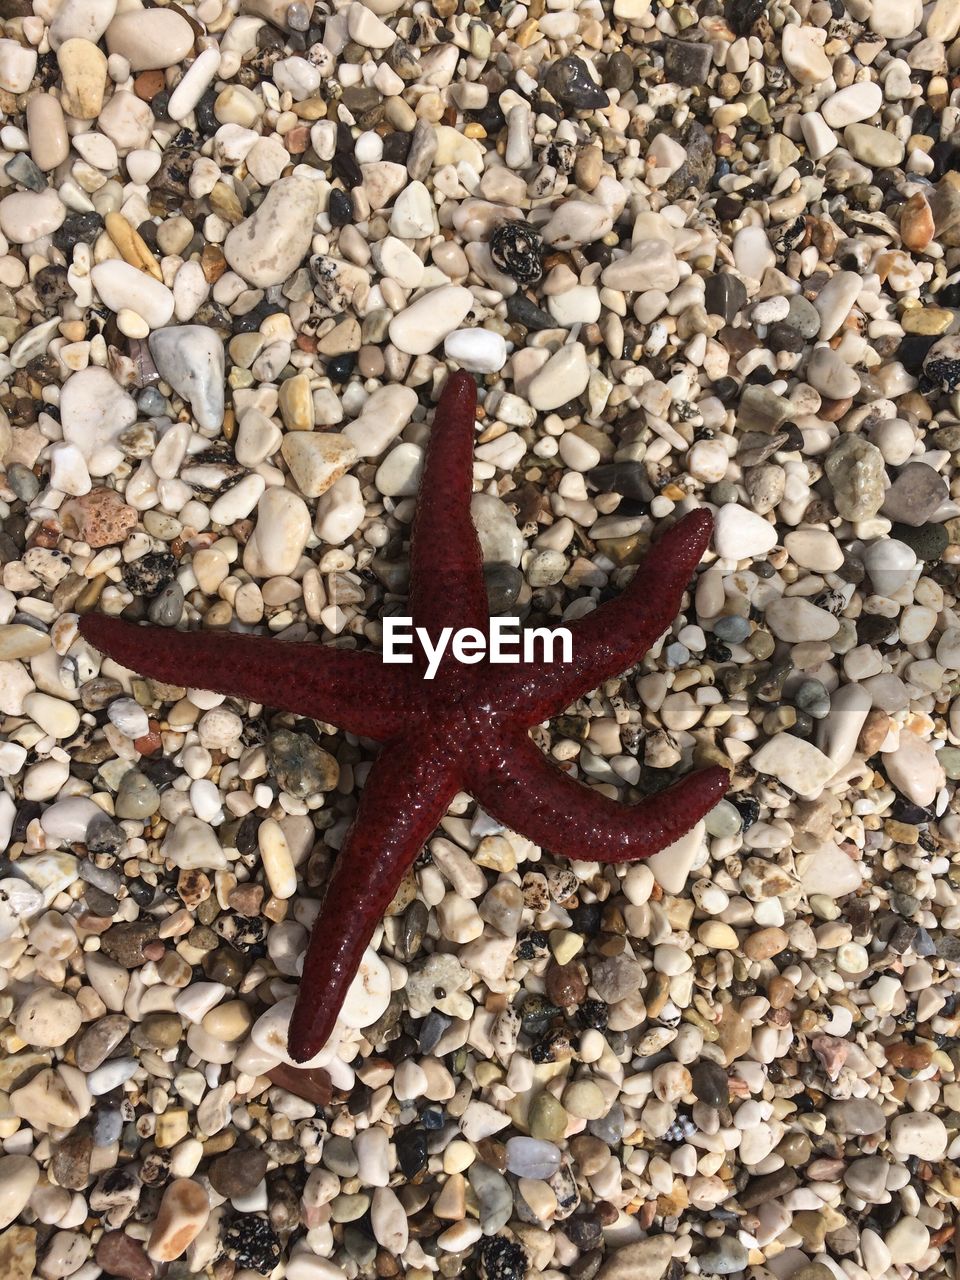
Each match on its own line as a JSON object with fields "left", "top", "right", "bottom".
{"left": 14, "top": 988, "right": 82, "bottom": 1048}
{"left": 202, "top": 999, "right": 253, "bottom": 1042}
{"left": 57, "top": 38, "right": 108, "bottom": 119}
{"left": 26, "top": 93, "right": 69, "bottom": 171}
{"left": 0, "top": 624, "right": 51, "bottom": 660}
{"left": 105, "top": 8, "right": 195, "bottom": 70}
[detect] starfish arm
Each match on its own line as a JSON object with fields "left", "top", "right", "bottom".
{"left": 408, "top": 371, "right": 488, "bottom": 646}
{"left": 493, "top": 509, "right": 714, "bottom": 723}
{"left": 468, "top": 729, "right": 728, "bottom": 863}
{"left": 78, "top": 614, "right": 411, "bottom": 741}
{"left": 288, "top": 737, "right": 461, "bottom": 1062}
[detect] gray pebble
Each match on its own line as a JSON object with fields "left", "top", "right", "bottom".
{"left": 147, "top": 580, "right": 185, "bottom": 626}
{"left": 713, "top": 616, "right": 750, "bottom": 643}
{"left": 7, "top": 462, "right": 40, "bottom": 501}
{"left": 468, "top": 1161, "right": 513, "bottom": 1234}
{"left": 115, "top": 769, "right": 161, "bottom": 820}
{"left": 698, "top": 1238, "right": 749, "bottom": 1274}
{"left": 795, "top": 679, "right": 831, "bottom": 719}
{"left": 881, "top": 461, "right": 948, "bottom": 527}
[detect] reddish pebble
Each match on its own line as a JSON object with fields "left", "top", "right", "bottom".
{"left": 266, "top": 1063, "right": 333, "bottom": 1107}
{"left": 134, "top": 70, "right": 164, "bottom": 100}
{"left": 96, "top": 1231, "right": 156, "bottom": 1280}
{"left": 286, "top": 124, "right": 310, "bottom": 153}
{"left": 62, "top": 488, "right": 137, "bottom": 548}
{"left": 545, "top": 960, "right": 586, "bottom": 1008}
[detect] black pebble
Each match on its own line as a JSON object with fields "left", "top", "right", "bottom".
{"left": 602, "top": 50, "right": 634, "bottom": 92}
{"left": 381, "top": 131, "right": 411, "bottom": 164}
{"left": 328, "top": 188, "right": 353, "bottom": 226}
{"left": 332, "top": 153, "right": 362, "bottom": 189}
{"left": 506, "top": 292, "right": 557, "bottom": 332}
{"left": 704, "top": 273, "right": 747, "bottom": 322}
{"left": 326, "top": 353, "right": 356, "bottom": 382}
{"left": 395, "top": 1128, "right": 428, "bottom": 1179}
{"left": 543, "top": 56, "right": 610, "bottom": 110}
{"left": 726, "top": 0, "right": 766, "bottom": 33}
{"left": 54, "top": 212, "right": 104, "bottom": 256}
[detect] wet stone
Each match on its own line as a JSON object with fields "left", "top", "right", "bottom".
{"left": 51, "top": 1128, "right": 94, "bottom": 1190}
{"left": 705, "top": 274, "right": 747, "bottom": 322}
{"left": 266, "top": 728, "right": 339, "bottom": 797}
{"left": 889, "top": 521, "right": 948, "bottom": 561}
{"left": 485, "top": 564, "right": 524, "bottom": 614}
{"left": 740, "top": 1168, "right": 800, "bottom": 1208}
{"left": 101, "top": 921, "right": 160, "bottom": 967}
{"left": 543, "top": 57, "right": 610, "bottom": 110}
{"left": 115, "top": 770, "right": 161, "bottom": 820}
{"left": 209, "top": 1149, "right": 268, "bottom": 1199}
{"left": 690, "top": 1059, "right": 729, "bottom": 1108}
{"left": 602, "top": 51, "right": 634, "bottom": 92}
{"left": 663, "top": 39, "right": 713, "bottom": 86}
{"left": 94, "top": 1232, "right": 155, "bottom": 1280}
{"left": 506, "top": 292, "right": 558, "bottom": 331}
{"left": 147, "top": 581, "right": 185, "bottom": 626}
{"left": 395, "top": 1128, "right": 428, "bottom": 1179}
{"left": 664, "top": 122, "right": 716, "bottom": 198}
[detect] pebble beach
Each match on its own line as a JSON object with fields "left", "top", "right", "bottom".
{"left": 0, "top": 0, "right": 959, "bottom": 1278}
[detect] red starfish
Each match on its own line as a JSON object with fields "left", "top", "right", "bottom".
{"left": 79, "top": 372, "right": 727, "bottom": 1063}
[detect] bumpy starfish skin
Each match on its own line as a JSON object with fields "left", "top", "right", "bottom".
{"left": 79, "top": 372, "right": 727, "bottom": 1063}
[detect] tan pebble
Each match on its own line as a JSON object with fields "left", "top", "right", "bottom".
{"left": 900, "top": 192, "right": 934, "bottom": 252}
{"left": 14, "top": 988, "right": 82, "bottom": 1048}
{"left": 743, "top": 926, "right": 789, "bottom": 961}
{"left": 155, "top": 1108, "right": 189, "bottom": 1148}
{"left": 278, "top": 370, "right": 314, "bottom": 431}
{"left": 767, "top": 976, "right": 795, "bottom": 1008}
{"left": 105, "top": 211, "right": 162, "bottom": 280}
{"left": 0, "top": 624, "right": 51, "bottom": 660}
{"left": 697, "top": 921, "right": 739, "bottom": 950}
{"left": 10, "top": 1068, "right": 83, "bottom": 1131}
{"left": 0, "top": 1159, "right": 40, "bottom": 1232}
{"left": 716, "top": 1004, "right": 752, "bottom": 1065}
{"left": 57, "top": 38, "right": 107, "bottom": 119}
{"left": 568, "top": 1135, "right": 609, "bottom": 1176}
{"left": 26, "top": 93, "right": 69, "bottom": 171}
{"left": 858, "top": 708, "right": 890, "bottom": 755}
{"left": 0, "top": 1224, "right": 37, "bottom": 1280}
{"left": 147, "top": 1178, "right": 210, "bottom": 1262}
{"left": 902, "top": 306, "right": 953, "bottom": 335}
{"left": 201, "top": 1000, "right": 253, "bottom": 1042}
{"left": 434, "top": 1172, "right": 466, "bottom": 1219}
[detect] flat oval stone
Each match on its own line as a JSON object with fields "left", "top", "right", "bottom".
{"left": 106, "top": 9, "right": 195, "bottom": 69}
